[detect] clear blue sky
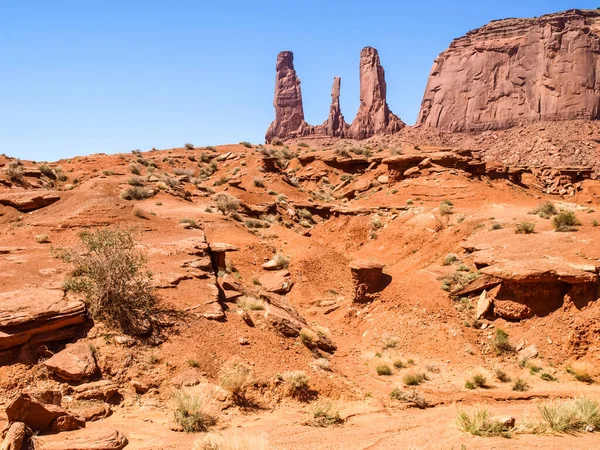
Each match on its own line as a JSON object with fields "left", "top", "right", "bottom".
{"left": 1, "top": 1, "right": 597, "bottom": 160}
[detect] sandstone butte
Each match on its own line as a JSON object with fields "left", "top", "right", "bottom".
{"left": 417, "top": 9, "right": 600, "bottom": 131}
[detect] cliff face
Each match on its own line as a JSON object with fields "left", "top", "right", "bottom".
{"left": 266, "top": 47, "right": 404, "bottom": 142}
{"left": 417, "top": 9, "right": 600, "bottom": 131}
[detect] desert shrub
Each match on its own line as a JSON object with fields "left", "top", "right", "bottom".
{"left": 213, "top": 193, "right": 240, "bottom": 215}
{"left": 465, "top": 373, "right": 487, "bottom": 390}
{"left": 219, "top": 359, "right": 252, "bottom": 404}
{"left": 495, "top": 368, "right": 511, "bottom": 383}
{"left": 403, "top": 372, "right": 427, "bottom": 386}
{"left": 512, "top": 378, "right": 529, "bottom": 392}
{"left": 132, "top": 207, "right": 150, "bottom": 219}
{"left": 310, "top": 358, "right": 331, "bottom": 372}
{"left": 456, "top": 407, "right": 512, "bottom": 437}
{"left": 58, "top": 228, "right": 155, "bottom": 334}
{"left": 308, "top": 401, "right": 343, "bottom": 427}
{"left": 173, "top": 389, "right": 216, "bottom": 432}
{"left": 567, "top": 364, "right": 594, "bottom": 383}
{"left": 552, "top": 210, "right": 581, "bottom": 232}
{"left": 187, "top": 359, "right": 200, "bottom": 368}
{"left": 491, "top": 222, "right": 502, "bottom": 230}
{"left": 515, "top": 221, "right": 535, "bottom": 234}
{"left": 390, "top": 388, "right": 429, "bottom": 409}
{"left": 239, "top": 141, "right": 253, "bottom": 148}
{"left": 540, "top": 372, "right": 557, "bottom": 382}
{"left": 53, "top": 166, "right": 68, "bottom": 182}
{"left": 439, "top": 200, "right": 453, "bottom": 215}
{"left": 531, "top": 201, "right": 558, "bottom": 218}
{"left": 130, "top": 163, "right": 141, "bottom": 175}
{"left": 443, "top": 253, "right": 460, "bottom": 266}
{"left": 244, "top": 219, "right": 270, "bottom": 229}
{"left": 273, "top": 253, "right": 289, "bottom": 269}
{"left": 180, "top": 218, "right": 201, "bottom": 229}
{"left": 382, "top": 336, "right": 399, "bottom": 349}
{"left": 492, "top": 328, "right": 512, "bottom": 355}
{"left": 184, "top": 143, "right": 195, "bottom": 150}
{"left": 121, "top": 186, "right": 153, "bottom": 200}
{"left": 376, "top": 365, "right": 392, "bottom": 376}
{"left": 393, "top": 359, "right": 406, "bottom": 369}
{"left": 537, "top": 397, "right": 600, "bottom": 433}
{"left": 282, "top": 371, "right": 310, "bottom": 399}
{"left": 128, "top": 176, "right": 144, "bottom": 186}
{"left": 35, "top": 234, "right": 50, "bottom": 244}
{"left": 39, "top": 163, "right": 56, "bottom": 179}
{"left": 299, "top": 328, "right": 318, "bottom": 348}
{"left": 253, "top": 177, "right": 265, "bottom": 188}
{"left": 4, "top": 162, "right": 23, "bottom": 182}
{"left": 173, "top": 168, "right": 194, "bottom": 177}
{"left": 236, "top": 296, "right": 264, "bottom": 311}
{"left": 297, "top": 142, "right": 309, "bottom": 148}
{"left": 528, "top": 363, "right": 542, "bottom": 374}
{"left": 271, "top": 138, "right": 283, "bottom": 146}
{"left": 197, "top": 432, "right": 270, "bottom": 450}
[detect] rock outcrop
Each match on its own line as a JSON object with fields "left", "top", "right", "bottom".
{"left": 417, "top": 9, "right": 600, "bottom": 131}
{"left": 6, "top": 394, "right": 84, "bottom": 433}
{"left": 265, "top": 47, "right": 403, "bottom": 142}
{"left": 43, "top": 342, "right": 99, "bottom": 381}
{"left": 349, "top": 259, "right": 385, "bottom": 303}
{"left": 265, "top": 51, "right": 310, "bottom": 143}
{"left": 348, "top": 47, "right": 405, "bottom": 139}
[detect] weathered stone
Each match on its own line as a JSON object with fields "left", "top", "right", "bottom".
{"left": 43, "top": 342, "right": 98, "bottom": 381}
{"left": 34, "top": 428, "right": 128, "bottom": 450}
{"left": 317, "top": 77, "right": 348, "bottom": 137}
{"left": 518, "top": 344, "right": 539, "bottom": 360}
{"left": 1, "top": 422, "right": 30, "bottom": 450}
{"left": 348, "top": 47, "right": 405, "bottom": 139}
{"left": 51, "top": 415, "right": 85, "bottom": 433}
{"left": 259, "top": 271, "right": 293, "bottom": 294}
{"left": 418, "top": 9, "right": 600, "bottom": 131}
{"left": 72, "top": 380, "right": 120, "bottom": 402}
{"left": 265, "top": 51, "right": 310, "bottom": 143}
{"left": 0, "top": 191, "right": 60, "bottom": 212}
{"left": 208, "top": 242, "right": 239, "bottom": 272}
{"left": 6, "top": 394, "right": 82, "bottom": 433}
{"left": 0, "top": 289, "right": 86, "bottom": 351}
{"left": 349, "top": 259, "right": 385, "bottom": 303}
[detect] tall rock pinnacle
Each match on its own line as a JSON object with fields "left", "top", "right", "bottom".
{"left": 265, "top": 51, "right": 310, "bottom": 143}
{"left": 348, "top": 47, "right": 405, "bottom": 139}
{"left": 322, "top": 77, "right": 347, "bottom": 137}
{"left": 417, "top": 9, "right": 600, "bottom": 131}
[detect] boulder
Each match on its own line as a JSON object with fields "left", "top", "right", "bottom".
{"left": 208, "top": 242, "right": 239, "bottom": 272}
{"left": 475, "top": 289, "right": 492, "bottom": 320}
{"left": 5, "top": 394, "right": 83, "bottom": 433}
{"left": 71, "top": 380, "right": 120, "bottom": 402}
{"left": 33, "top": 428, "right": 128, "bottom": 450}
{"left": 417, "top": 10, "right": 600, "bottom": 131}
{"left": 349, "top": 259, "right": 385, "bottom": 303}
{"left": 315, "top": 77, "right": 348, "bottom": 137}
{"left": 1, "top": 422, "right": 30, "bottom": 450}
{"left": 43, "top": 342, "right": 98, "bottom": 381}
{"left": 518, "top": 344, "right": 539, "bottom": 360}
{"left": 259, "top": 271, "right": 293, "bottom": 294}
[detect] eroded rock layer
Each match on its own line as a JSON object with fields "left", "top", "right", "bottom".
{"left": 417, "top": 9, "right": 600, "bottom": 131}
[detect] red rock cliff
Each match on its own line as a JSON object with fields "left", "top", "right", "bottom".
{"left": 417, "top": 9, "right": 600, "bottom": 131}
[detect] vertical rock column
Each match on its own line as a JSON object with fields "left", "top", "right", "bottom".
{"left": 349, "top": 47, "right": 405, "bottom": 139}
{"left": 349, "top": 259, "right": 385, "bottom": 303}
{"left": 265, "top": 51, "right": 310, "bottom": 143}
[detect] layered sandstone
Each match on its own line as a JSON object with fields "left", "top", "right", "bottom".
{"left": 266, "top": 47, "right": 403, "bottom": 142}
{"left": 417, "top": 9, "right": 600, "bottom": 131}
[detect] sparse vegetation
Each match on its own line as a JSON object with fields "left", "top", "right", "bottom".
{"left": 390, "top": 388, "right": 429, "bottom": 409}
{"left": 35, "top": 234, "right": 50, "bottom": 244}
{"left": 465, "top": 373, "right": 488, "bottom": 390}
{"left": 173, "top": 389, "right": 216, "bottom": 432}
{"left": 58, "top": 228, "right": 155, "bottom": 334}
{"left": 239, "top": 141, "right": 253, "bottom": 148}
{"left": 4, "top": 161, "right": 24, "bottom": 182}
{"left": 443, "top": 253, "right": 460, "bottom": 266}
{"left": 376, "top": 365, "right": 392, "bottom": 376}
{"left": 492, "top": 328, "right": 512, "bottom": 355}
{"left": 309, "top": 401, "right": 343, "bottom": 427}
{"left": 515, "top": 221, "right": 535, "bottom": 234}
{"left": 512, "top": 378, "right": 529, "bottom": 392}
{"left": 219, "top": 359, "right": 252, "bottom": 404}
{"left": 197, "top": 432, "right": 270, "bottom": 450}
{"left": 456, "top": 407, "right": 513, "bottom": 438}
{"left": 537, "top": 397, "right": 600, "bottom": 433}
{"left": 253, "top": 177, "right": 265, "bottom": 188}
{"left": 531, "top": 201, "right": 558, "bottom": 218}
{"left": 439, "top": 199, "right": 453, "bottom": 215}
{"left": 552, "top": 210, "right": 581, "bottom": 232}
{"left": 184, "top": 143, "right": 195, "bottom": 150}
{"left": 393, "top": 359, "right": 406, "bottom": 369}
{"left": 299, "top": 328, "right": 318, "bottom": 348}
{"left": 567, "top": 364, "right": 594, "bottom": 383}
{"left": 213, "top": 193, "right": 240, "bottom": 215}
{"left": 495, "top": 368, "right": 511, "bottom": 383}
{"left": 180, "top": 218, "right": 201, "bottom": 229}
{"left": 403, "top": 372, "right": 427, "bottom": 386}
{"left": 121, "top": 186, "right": 153, "bottom": 200}
{"left": 282, "top": 371, "right": 310, "bottom": 399}
{"left": 540, "top": 372, "right": 557, "bottom": 382}
{"left": 236, "top": 296, "right": 265, "bottom": 311}
{"left": 310, "top": 358, "right": 331, "bottom": 372}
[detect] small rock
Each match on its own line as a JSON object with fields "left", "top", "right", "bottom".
{"left": 377, "top": 175, "right": 389, "bottom": 184}
{"left": 239, "top": 337, "right": 250, "bottom": 346}
{"left": 518, "top": 344, "right": 538, "bottom": 360}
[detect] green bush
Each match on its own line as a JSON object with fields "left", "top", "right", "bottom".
{"left": 376, "top": 365, "right": 392, "bottom": 376}
{"left": 552, "top": 210, "right": 581, "bottom": 232}
{"left": 173, "top": 390, "right": 215, "bottom": 432}
{"left": 515, "top": 221, "right": 535, "bottom": 234}
{"left": 531, "top": 201, "right": 557, "bottom": 219}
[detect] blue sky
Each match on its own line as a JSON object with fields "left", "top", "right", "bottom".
{"left": 1, "top": 1, "right": 597, "bottom": 160}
